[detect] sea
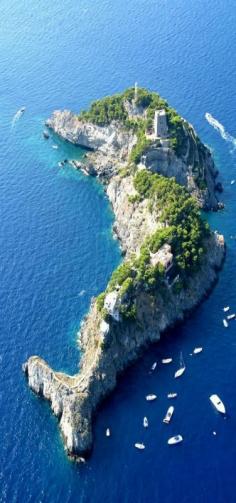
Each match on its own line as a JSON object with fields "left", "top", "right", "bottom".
{"left": 0, "top": 1, "right": 236, "bottom": 502}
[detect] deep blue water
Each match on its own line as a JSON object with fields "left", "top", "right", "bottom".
{"left": 1, "top": 1, "right": 236, "bottom": 501}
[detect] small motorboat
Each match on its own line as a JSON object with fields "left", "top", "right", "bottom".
{"left": 163, "top": 406, "right": 174, "bottom": 424}
{"left": 106, "top": 428, "right": 111, "bottom": 437}
{"left": 231, "top": 180, "right": 235, "bottom": 185}
{"left": 223, "top": 306, "right": 230, "bottom": 312}
{"left": 174, "top": 352, "right": 185, "bottom": 378}
{"left": 146, "top": 394, "right": 157, "bottom": 401}
{"left": 168, "top": 435, "right": 183, "bottom": 445}
{"left": 52, "top": 145, "right": 58, "bottom": 149}
{"left": 134, "top": 443, "right": 145, "bottom": 450}
{"left": 143, "top": 417, "right": 148, "bottom": 428}
{"left": 227, "top": 313, "right": 235, "bottom": 320}
{"left": 209, "top": 394, "right": 226, "bottom": 414}
{"left": 162, "top": 358, "right": 172, "bottom": 364}
{"left": 20, "top": 107, "right": 26, "bottom": 113}
{"left": 167, "top": 393, "right": 178, "bottom": 399}
{"left": 223, "top": 319, "right": 229, "bottom": 328}
{"left": 150, "top": 362, "right": 157, "bottom": 371}
{"left": 193, "top": 347, "right": 203, "bottom": 354}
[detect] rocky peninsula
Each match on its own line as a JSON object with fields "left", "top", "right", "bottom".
{"left": 23, "top": 87, "right": 225, "bottom": 459}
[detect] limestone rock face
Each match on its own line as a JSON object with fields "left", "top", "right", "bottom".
{"left": 46, "top": 110, "right": 136, "bottom": 157}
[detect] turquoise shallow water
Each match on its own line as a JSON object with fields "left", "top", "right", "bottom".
{"left": 1, "top": 1, "right": 236, "bottom": 502}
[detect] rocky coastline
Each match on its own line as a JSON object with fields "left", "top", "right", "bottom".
{"left": 23, "top": 88, "right": 225, "bottom": 459}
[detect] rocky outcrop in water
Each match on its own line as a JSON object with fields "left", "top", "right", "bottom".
{"left": 46, "top": 108, "right": 221, "bottom": 209}
{"left": 23, "top": 89, "right": 225, "bottom": 459}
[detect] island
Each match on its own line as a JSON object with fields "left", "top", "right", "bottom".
{"left": 23, "top": 86, "right": 225, "bottom": 459}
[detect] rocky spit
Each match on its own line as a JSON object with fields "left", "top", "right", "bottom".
{"left": 23, "top": 106, "right": 225, "bottom": 459}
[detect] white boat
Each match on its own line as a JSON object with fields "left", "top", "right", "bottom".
{"left": 231, "top": 180, "right": 235, "bottom": 185}
{"left": 193, "top": 347, "right": 203, "bottom": 354}
{"left": 223, "top": 306, "right": 230, "bottom": 312}
{"left": 163, "top": 406, "right": 174, "bottom": 424}
{"left": 52, "top": 145, "right": 58, "bottom": 149}
{"left": 168, "top": 435, "right": 183, "bottom": 445}
{"left": 146, "top": 394, "right": 157, "bottom": 401}
{"left": 151, "top": 362, "right": 157, "bottom": 371}
{"left": 162, "top": 358, "right": 172, "bottom": 364}
{"left": 106, "top": 428, "right": 111, "bottom": 437}
{"left": 209, "top": 394, "right": 226, "bottom": 414}
{"left": 167, "top": 393, "right": 178, "bottom": 399}
{"left": 223, "top": 319, "right": 229, "bottom": 328}
{"left": 143, "top": 417, "right": 148, "bottom": 428}
{"left": 134, "top": 443, "right": 145, "bottom": 450}
{"left": 174, "top": 352, "right": 185, "bottom": 378}
{"left": 227, "top": 313, "right": 235, "bottom": 320}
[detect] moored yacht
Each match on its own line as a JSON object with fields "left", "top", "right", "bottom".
{"left": 150, "top": 362, "right": 157, "bottom": 371}
{"left": 209, "top": 394, "right": 226, "bottom": 414}
{"left": 162, "top": 358, "right": 172, "bottom": 364}
{"left": 168, "top": 435, "right": 183, "bottom": 445}
{"left": 146, "top": 394, "right": 157, "bottom": 401}
{"left": 174, "top": 352, "right": 185, "bottom": 378}
{"left": 167, "top": 393, "right": 178, "bottom": 399}
{"left": 143, "top": 417, "right": 148, "bottom": 428}
{"left": 163, "top": 406, "right": 174, "bottom": 424}
{"left": 135, "top": 443, "right": 145, "bottom": 450}
{"left": 193, "top": 347, "right": 203, "bottom": 354}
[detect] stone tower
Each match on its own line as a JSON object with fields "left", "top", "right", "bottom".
{"left": 154, "top": 109, "right": 168, "bottom": 138}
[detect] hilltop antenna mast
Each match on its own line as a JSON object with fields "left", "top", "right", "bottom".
{"left": 134, "top": 82, "right": 138, "bottom": 103}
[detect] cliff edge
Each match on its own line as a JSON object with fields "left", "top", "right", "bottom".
{"left": 23, "top": 87, "right": 225, "bottom": 459}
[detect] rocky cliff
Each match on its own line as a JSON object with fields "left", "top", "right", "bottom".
{"left": 23, "top": 88, "right": 225, "bottom": 460}
{"left": 46, "top": 103, "right": 221, "bottom": 210}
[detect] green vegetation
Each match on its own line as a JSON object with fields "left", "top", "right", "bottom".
{"left": 79, "top": 93, "right": 127, "bottom": 126}
{"left": 96, "top": 292, "right": 106, "bottom": 312}
{"left": 96, "top": 169, "right": 210, "bottom": 322}
{"left": 129, "top": 131, "right": 151, "bottom": 164}
{"left": 133, "top": 170, "right": 210, "bottom": 276}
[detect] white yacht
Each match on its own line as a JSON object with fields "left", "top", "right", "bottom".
{"left": 135, "top": 443, "right": 145, "bottom": 450}
{"left": 162, "top": 358, "right": 172, "bottom": 364}
{"left": 209, "top": 394, "right": 226, "bottom": 414}
{"left": 227, "top": 313, "right": 235, "bottom": 320}
{"left": 168, "top": 435, "right": 183, "bottom": 445}
{"left": 193, "top": 347, "right": 203, "bottom": 354}
{"left": 146, "top": 394, "right": 157, "bottom": 401}
{"left": 163, "top": 406, "right": 174, "bottom": 424}
{"left": 143, "top": 417, "right": 148, "bottom": 428}
{"left": 167, "top": 393, "right": 178, "bottom": 399}
{"left": 174, "top": 352, "right": 185, "bottom": 378}
{"left": 223, "top": 319, "right": 229, "bottom": 328}
{"left": 151, "top": 362, "right": 157, "bottom": 371}
{"left": 223, "top": 306, "right": 230, "bottom": 312}
{"left": 106, "top": 428, "right": 111, "bottom": 437}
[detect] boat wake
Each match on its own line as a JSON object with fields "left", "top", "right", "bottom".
{"left": 205, "top": 113, "right": 236, "bottom": 149}
{"left": 11, "top": 107, "right": 26, "bottom": 128}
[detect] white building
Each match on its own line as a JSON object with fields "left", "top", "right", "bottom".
{"left": 104, "top": 291, "right": 120, "bottom": 321}
{"left": 153, "top": 109, "right": 168, "bottom": 138}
